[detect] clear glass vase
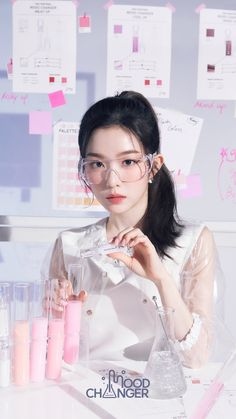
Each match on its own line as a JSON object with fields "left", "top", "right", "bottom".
{"left": 144, "top": 307, "right": 187, "bottom": 399}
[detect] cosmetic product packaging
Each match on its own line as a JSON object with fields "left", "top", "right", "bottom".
{"left": 13, "top": 282, "right": 30, "bottom": 386}
{"left": 0, "top": 282, "right": 11, "bottom": 387}
{"left": 46, "top": 279, "right": 65, "bottom": 380}
{"left": 30, "top": 280, "right": 48, "bottom": 382}
{"left": 225, "top": 29, "right": 232, "bottom": 56}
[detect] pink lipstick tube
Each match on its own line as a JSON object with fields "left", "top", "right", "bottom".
{"left": 63, "top": 300, "right": 82, "bottom": 364}
{"left": 46, "top": 318, "right": 64, "bottom": 380}
{"left": 30, "top": 317, "right": 48, "bottom": 382}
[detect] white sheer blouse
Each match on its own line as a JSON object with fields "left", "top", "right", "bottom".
{"left": 45, "top": 218, "right": 221, "bottom": 368}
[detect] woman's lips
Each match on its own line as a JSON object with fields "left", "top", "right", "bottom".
{"left": 106, "top": 195, "right": 126, "bottom": 204}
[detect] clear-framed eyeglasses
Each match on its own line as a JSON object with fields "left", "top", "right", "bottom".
{"left": 79, "top": 153, "right": 157, "bottom": 185}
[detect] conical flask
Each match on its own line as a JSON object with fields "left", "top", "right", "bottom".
{"left": 144, "top": 306, "right": 187, "bottom": 399}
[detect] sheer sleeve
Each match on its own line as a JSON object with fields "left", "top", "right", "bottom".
{"left": 40, "top": 235, "right": 68, "bottom": 281}
{"left": 178, "top": 226, "right": 216, "bottom": 368}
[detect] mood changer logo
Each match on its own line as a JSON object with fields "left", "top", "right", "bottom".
{"left": 86, "top": 369, "right": 150, "bottom": 398}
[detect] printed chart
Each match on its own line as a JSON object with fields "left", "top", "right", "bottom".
{"left": 52, "top": 122, "right": 102, "bottom": 211}
{"left": 197, "top": 8, "right": 236, "bottom": 99}
{"left": 107, "top": 5, "right": 172, "bottom": 98}
{"left": 13, "top": 1, "right": 76, "bottom": 94}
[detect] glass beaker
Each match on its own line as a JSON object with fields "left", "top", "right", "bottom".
{"left": 144, "top": 307, "right": 187, "bottom": 399}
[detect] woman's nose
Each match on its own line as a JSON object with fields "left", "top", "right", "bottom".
{"left": 104, "top": 168, "right": 122, "bottom": 186}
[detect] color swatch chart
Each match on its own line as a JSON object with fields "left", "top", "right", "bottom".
{"left": 53, "top": 121, "right": 101, "bottom": 211}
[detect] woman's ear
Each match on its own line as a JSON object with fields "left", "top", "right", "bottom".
{"left": 149, "top": 154, "right": 164, "bottom": 180}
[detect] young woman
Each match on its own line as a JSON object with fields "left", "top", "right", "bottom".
{"left": 48, "top": 91, "right": 217, "bottom": 368}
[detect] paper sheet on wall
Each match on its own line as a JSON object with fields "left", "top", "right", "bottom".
{"left": 107, "top": 5, "right": 172, "bottom": 98}
{"left": 154, "top": 107, "right": 203, "bottom": 176}
{"left": 52, "top": 121, "right": 103, "bottom": 211}
{"left": 197, "top": 8, "right": 236, "bottom": 100}
{"left": 13, "top": 1, "right": 76, "bottom": 94}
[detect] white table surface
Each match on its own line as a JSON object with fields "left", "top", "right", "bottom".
{"left": 1, "top": 359, "right": 236, "bottom": 419}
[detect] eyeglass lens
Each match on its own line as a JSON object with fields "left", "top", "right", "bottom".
{"left": 82, "top": 156, "right": 151, "bottom": 184}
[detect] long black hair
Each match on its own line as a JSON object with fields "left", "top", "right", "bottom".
{"left": 78, "top": 91, "right": 184, "bottom": 259}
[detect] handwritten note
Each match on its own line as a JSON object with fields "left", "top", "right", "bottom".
{"left": 1, "top": 91, "right": 28, "bottom": 105}
{"left": 218, "top": 148, "right": 236, "bottom": 203}
{"left": 154, "top": 107, "right": 203, "bottom": 176}
{"left": 194, "top": 101, "right": 227, "bottom": 115}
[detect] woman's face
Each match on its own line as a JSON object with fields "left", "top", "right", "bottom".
{"left": 84, "top": 125, "right": 151, "bottom": 220}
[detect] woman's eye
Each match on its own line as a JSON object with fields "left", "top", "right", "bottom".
{"left": 123, "top": 159, "right": 137, "bottom": 166}
{"left": 90, "top": 161, "right": 104, "bottom": 169}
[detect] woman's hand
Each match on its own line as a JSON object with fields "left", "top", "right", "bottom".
{"left": 44, "top": 278, "right": 87, "bottom": 317}
{"left": 108, "top": 227, "right": 168, "bottom": 283}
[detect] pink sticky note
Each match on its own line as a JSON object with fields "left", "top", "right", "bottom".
{"left": 165, "top": 2, "right": 176, "bottom": 12}
{"left": 29, "top": 111, "right": 52, "bottom": 135}
{"left": 195, "top": 3, "right": 206, "bottom": 13}
{"left": 180, "top": 175, "right": 202, "bottom": 198}
{"left": 48, "top": 90, "right": 66, "bottom": 108}
{"left": 79, "top": 15, "right": 90, "bottom": 28}
{"left": 103, "top": 0, "right": 113, "bottom": 10}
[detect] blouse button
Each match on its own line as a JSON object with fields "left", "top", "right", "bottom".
{"left": 86, "top": 309, "right": 93, "bottom": 316}
{"left": 142, "top": 299, "right": 147, "bottom": 304}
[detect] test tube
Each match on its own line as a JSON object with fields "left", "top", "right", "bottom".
{"left": 64, "top": 299, "right": 82, "bottom": 364}
{"left": 191, "top": 348, "right": 236, "bottom": 419}
{"left": 46, "top": 279, "right": 65, "bottom": 380}
{"left": 79, "top": 243, "right": 131, "bottom": 258}
{"left": 30, "top": 280, "right": 48, "bottom": 382}
{"left": 13, "top": 282, "right": 30, "bottom": 386}
{"left": 63, "top": 264, "right": 83, "bottom": 364}
{"left": 0, "top": 282, "right": 11, "bottom": 387}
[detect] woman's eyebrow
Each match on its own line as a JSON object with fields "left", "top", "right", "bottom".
{"left": 86, "top": 150, "right": 142, "bottom": 158}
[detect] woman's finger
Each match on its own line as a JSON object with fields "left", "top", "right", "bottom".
{"left": 112, "top": 227, "right": 144, "bottom": 246}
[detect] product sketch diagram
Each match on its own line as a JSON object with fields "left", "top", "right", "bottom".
{"left": 197, "top": 8, "right": 236, "bottom": 100}
{"left": 13, "top": 1, "right": 76, "bottom": 94}
{"left": 107, "top": 5, "right": 172, "bottom": 98}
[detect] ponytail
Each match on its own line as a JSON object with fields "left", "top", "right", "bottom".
{"left": 142, "top": 164, "right": 184, "bottom": 259}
